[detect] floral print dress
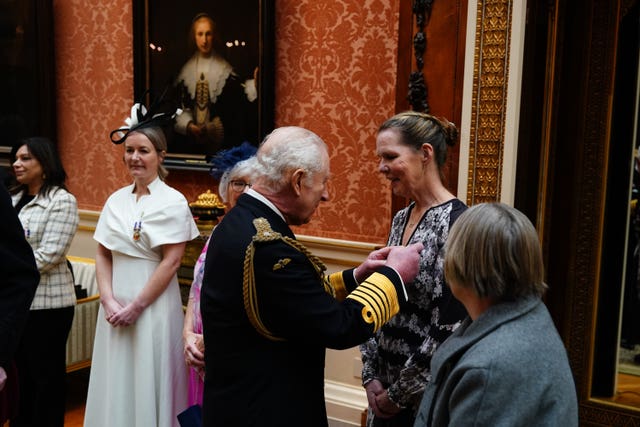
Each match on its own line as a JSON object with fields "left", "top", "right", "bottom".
{"left": 360, "top": 199, "right": 468, "bottom": 427}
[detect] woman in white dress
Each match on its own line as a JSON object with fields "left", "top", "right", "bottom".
{"left": 84, "top": 109, "right": 199, "bottom": 427}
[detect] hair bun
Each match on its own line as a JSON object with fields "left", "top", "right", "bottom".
{"left": 436, "top": 116, "right": 458, "bottom": 147}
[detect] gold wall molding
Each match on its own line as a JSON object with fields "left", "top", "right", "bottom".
{"left": 466, "top": 0, "right": 513, "bottom": 204}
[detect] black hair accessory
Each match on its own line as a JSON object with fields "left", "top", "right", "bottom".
{"left": 109, "top": 88, "right": 182, "bottom": 145}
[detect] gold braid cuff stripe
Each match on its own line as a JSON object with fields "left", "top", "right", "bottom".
{"left": 327, "top": 271, "right": 348, "bottom": 301}
{"left": 242, "top": 217, "right": 329, "bottom": 341}
{"left": 346, "top": 272, "right": 400, "bottom": 332}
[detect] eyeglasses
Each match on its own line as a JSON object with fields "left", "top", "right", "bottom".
{"left": 229, "top": 180, "right": 251, "bottom": 193}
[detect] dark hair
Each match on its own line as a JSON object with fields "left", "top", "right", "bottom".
{"left": 379, "top": 111, "right": 458, "bottom": 169}
{"left": 10, "top": 137, "right": 69, "bottom": 196}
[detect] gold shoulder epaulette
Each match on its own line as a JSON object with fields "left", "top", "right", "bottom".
{"left": 243, "top": 217, "right": 328, "bottom": 341}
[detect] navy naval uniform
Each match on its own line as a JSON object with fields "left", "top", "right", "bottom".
{"left": 200, "top": 191, "right": 409, "bottom": 427}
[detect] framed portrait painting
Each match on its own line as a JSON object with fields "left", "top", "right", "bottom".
{"left": 0, "top": 0, "right": 57, "bottom": 173}
{"left": 133, "top": 0, "right": 274, "bottom": 171}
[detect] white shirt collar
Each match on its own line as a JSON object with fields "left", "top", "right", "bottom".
{"left": 130, "top": 176, "right": 162, "bottom": 194}
{"left": 246, "top": 188, "right": 286, "bottom": 223}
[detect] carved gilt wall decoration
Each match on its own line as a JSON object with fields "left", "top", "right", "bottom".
{"left": 466, "top": 0, "right": 513, "bottom": 203}
{"left": 408, "top": 0, "right": 434, "bottom": 113}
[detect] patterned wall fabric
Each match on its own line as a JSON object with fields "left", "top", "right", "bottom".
{"left": 54, "top": 0, "right": 398, "bottom": 244}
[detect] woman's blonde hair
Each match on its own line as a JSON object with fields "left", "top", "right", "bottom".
{"left": 444, "top": 203, "right": 547, "bottom": 301}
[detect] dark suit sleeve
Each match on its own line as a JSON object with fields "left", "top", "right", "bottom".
{"left": 0, "top": 186, "right": 39, "bottom": 367}
{"left": 323, "top": 268, "right": 358, "bottom": 301}
{"left": 251, "top": 240, "right": 405, "bottom": 350}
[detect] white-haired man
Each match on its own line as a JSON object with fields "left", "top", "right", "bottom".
{"left": 200, "top": 126, "right": 423, "bottom": 427}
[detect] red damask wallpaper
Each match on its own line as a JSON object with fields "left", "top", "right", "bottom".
{"left": 54, "top": 0, "right": 399, "bottom": 244}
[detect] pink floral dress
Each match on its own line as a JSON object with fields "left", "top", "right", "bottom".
{"left": 187, "top": 236, "right": 210, "bottom": 406}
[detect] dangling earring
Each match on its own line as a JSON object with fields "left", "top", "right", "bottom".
{"left": 42, "top": 173, "right": 47, "bottom": 179}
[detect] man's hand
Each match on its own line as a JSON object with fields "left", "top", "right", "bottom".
{"left": 354, "top": 247, "right": 393, "bottom": 283}
{"left": 385, "top": 242, "right": 423, "bottom": 284}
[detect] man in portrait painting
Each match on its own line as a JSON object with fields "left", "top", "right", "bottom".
{"left": 174, "top": 12, "right": 257, "bottom": 157}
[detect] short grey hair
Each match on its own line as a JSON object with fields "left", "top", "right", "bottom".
{"left": 444, "top": 203, "right": 548, "bottom": 301}
{"left": 218, "top": 156, "right": 257, "bottom": 203}
{"left": 255, "top": 126, "right": 328, "bottom": 193}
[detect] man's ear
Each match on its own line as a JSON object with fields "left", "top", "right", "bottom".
{"left": 291, "top": 168, "right": 305, "bottom": 196}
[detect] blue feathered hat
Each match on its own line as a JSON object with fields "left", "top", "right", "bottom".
{"left": 209, "top": 142, "right": 258, "bottom": 180}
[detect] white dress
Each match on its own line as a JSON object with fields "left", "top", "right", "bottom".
{"left": 84, "top": 178, "right": 199, "bottom": 427}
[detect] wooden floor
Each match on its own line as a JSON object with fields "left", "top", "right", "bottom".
{"left": 599, "top": 372, "right": 640, "bottom": 408}
{"left": 0, "top": 368, "right": 88, "bottom": 427}
{"left": 65, "top": 368, "right": 89, "bottom": 427}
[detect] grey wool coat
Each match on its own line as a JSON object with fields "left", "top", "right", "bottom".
{"left": 414, "top": 295, "right": 578, "bottom": 427}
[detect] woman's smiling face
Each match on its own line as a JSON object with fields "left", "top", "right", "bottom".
{"left": 124, "top": 132, "right": 162, "bottom": 183}
{"left": 376, "top": 128, "right": 425, "bottom": 198}
{"left": 13, "top": 144, "right": 44, "bottom": 192}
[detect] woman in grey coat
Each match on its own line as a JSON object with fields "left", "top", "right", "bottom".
{"left": 414, "top": 203, "right": 578, "bottom": 427}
